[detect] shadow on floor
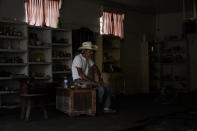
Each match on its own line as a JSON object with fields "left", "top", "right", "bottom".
{"left": 1, "top": 92, "right": 197, "bottom": 131}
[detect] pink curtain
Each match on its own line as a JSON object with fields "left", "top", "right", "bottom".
{"left": 44, "top": 0, "right": 61, "bottom": 28}
{"left": 113, "top": 13, "right": 124, "bottom": 39}
{"left": 26, "top": 0, "right": 61, "bottom": 28}
{"left": 102, "top": 11, "right": 124, "bottom": 39}
{"left": 102, "top": 12, "right": 113, "bottom": 35}
{"left": 26, "top": 0, "right": 45, "bottom": 26}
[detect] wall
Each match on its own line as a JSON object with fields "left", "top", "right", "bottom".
{"left": 122, "top": 12, "right": 155, "bottom": 94}
{"left": 60, "top": 0, "right": 101, "bottom": 31}
{"left": 156, "top": 12, "right": 183, "bottom": 40}
{"left": 0, "top": 0, "right": 25, "bottom": 21}
{"left": 154, "top": 0, "right": 182, "bottom": 41}
{"left": 0, "top": 0, "right": 156, "bottom": 94}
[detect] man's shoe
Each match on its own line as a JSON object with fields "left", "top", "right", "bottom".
{"left": 103, "top": 108, "right": 116, "bottom": 113}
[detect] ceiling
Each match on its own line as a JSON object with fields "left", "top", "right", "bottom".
{"left": 105, "top": 0, "right": 183, "bottom": 13}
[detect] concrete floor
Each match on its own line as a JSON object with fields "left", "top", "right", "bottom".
{"left": 0, "top": 93, "right": 197, "bottom": 131}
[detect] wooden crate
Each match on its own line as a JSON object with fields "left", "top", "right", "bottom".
{"left": 56, "top": 88, "right": 96, "bottom": 117}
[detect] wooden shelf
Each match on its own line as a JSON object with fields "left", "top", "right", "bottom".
{"left": 0, "top": 20, "right": 27, "bottom": 25}
{"left": 0, "top": 63, "right": 27, "bottom": 66}
{"left": 0, "top": 105, "right": 20, "bottom": 109}
{"left": 52, "top": 43, "right": 71, "bottom": 47}
{"left": 28, "top": 45, "right": 51, "bottom": 49}
{"left": 34, "top": 77, "right": 51, "bottom": 80}
{"left": 0, "top": 90, "right": 19, "bottom": 94}
{"left": 0, "top": 35, "right": 26, "bottom": 40}
{"left": 52, "top": 57, "right": 71, "bottom": 60}
{"left": 0, "top": 77, "right": 12, "bottom": 80}
{"left": 51, "top": 28, "right": 70, "bottom": 32}
{"left": 0, "top": 49, "right": 26, "bottom": 53}
{"left": 53, "top": 71, "right": 71, "bottom": 74}
{"left": 29, "top": 62, "right": 51, "bottom": 65}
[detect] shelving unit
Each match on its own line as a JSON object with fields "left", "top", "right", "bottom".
{"left": 183, "top": 0, "right": 197, "bottom": 33}
{"left": 187, "top": 33, "right": 197, "bottom": 91}
{"left": 0, "top": 20, "right": 28, "bottom": 109}
{"left": 52, "top": 29, "right": 72, "bottom": 81}
{"left": 160, "top": 40, "right": 189, "bottom": 92}
{"left": 149, "top": 38, "right": 189, "bottom": 93}
{"left": 102, "top": 36, "right": 121, "bottom": 73}
{"left": 0, "top": 20, "right": 72, "bottom": 109}
{"left": 28, "top": 26, "right": 52, "bottom": 81}
{"left": 0, "top": 90, "right": 20, "bottom": 109}
{"left": 95, "top": 35, "right": 124, "bottom": 96}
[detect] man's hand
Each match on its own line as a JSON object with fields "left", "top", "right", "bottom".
{"left": 91, "top": 79, "right": 104, "bottom": 87}
{"left": 91, "top": 81, "right": 101, "bottom": 87}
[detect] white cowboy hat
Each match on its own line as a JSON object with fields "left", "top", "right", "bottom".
{"left": 78, "top": 41, "right": 98, "bottom": 51}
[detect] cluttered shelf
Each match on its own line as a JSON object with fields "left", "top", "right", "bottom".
{"left": 149, "top": 37, "right": 189, "bottom": 93}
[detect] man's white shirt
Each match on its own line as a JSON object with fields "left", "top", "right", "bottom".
{"left": 72, "top": 54, "right": 94, "bottom": 80}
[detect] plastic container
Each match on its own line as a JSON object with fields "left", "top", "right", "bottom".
{"left": 63, "top": 77, "right": 68, "bottom": 88}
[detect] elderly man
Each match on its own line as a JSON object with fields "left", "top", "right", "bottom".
{"left": 72, "top": 41, "right": 115, "bottom": 113}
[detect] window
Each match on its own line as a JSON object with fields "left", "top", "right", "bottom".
{"left": 25, "top": 0, "right": 62, "bottom": 28}
{"left": 100, "top": 11, "right": 124, "bottom": 39}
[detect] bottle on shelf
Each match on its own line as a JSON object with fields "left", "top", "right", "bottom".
{"left": 63, "top": 77, "right": 68, "bottom": 88}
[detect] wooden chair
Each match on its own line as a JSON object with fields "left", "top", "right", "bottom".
{"left": 19, "top": 77, "right": 48, "bottom": 121}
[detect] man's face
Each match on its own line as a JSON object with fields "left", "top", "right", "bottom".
{"left": 85, "top": 49, "right": 94, "bottom": 58}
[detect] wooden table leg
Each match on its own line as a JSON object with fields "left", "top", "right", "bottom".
{"left": 25, "top": 97, "right": 31, "bottom": 121}
{"left": 41, "top": 97, "right": 48, "bottom": 119}
{"left": 42, "top": 106, "right": 48, "bottom": 120}
{"left": 20, "top": 96, "right": 26, "bottom": 120}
